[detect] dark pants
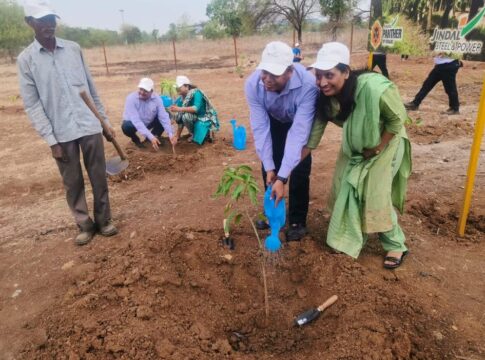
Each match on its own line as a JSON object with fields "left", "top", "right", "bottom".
{"left": 261, "top": 116, "right": 312, "bottom": 226}
{"left": 372, "top": 53, "right": 389, "bottom": 78}
{"left": 121, "top": 117, "right": 164, "bottom": 144}
{"left": 413, "top": 60, "right": 460, "bottom": 111}
{"left": 55, "top": 133, "right": 111, "bottom": 232}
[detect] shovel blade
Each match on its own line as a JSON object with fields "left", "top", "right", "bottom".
{"left": 106, "top": 156, "right": 129, "bottom": 175}
{"left": 295, "top": 308, "right": 320, "bottom": 327}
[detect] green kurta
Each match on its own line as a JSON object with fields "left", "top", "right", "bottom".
{"left": 175, "top": 88, "right": 220, "bottom": 134}
{"left": 307, "top": 73, "right": 412, "bottom": 258}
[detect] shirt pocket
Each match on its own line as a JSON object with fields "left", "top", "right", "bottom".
{"left": 285, "top": 105, "right": 296, "bottom": 120}
{"left": 68, "top": 70, "right": 86, "bottom": 86}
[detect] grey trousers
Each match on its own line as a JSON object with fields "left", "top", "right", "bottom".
{"left": 55, "top": 133, "right": 111, "bottom": 231}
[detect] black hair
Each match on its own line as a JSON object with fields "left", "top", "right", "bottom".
{"left": 318, "top": 64, "right": 371, "bottom": 122}
{"left": 186, "top": 84, "right": 198, "bottom": 90}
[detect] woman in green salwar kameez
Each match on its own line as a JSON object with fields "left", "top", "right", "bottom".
{"left": 304, "top": 42, "right": 412, "bottom": 269}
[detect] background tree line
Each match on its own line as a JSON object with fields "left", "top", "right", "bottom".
{"left": 1, "top": 0, "right": 362, "bottom": 61}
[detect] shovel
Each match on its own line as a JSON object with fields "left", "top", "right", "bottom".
{"left": 294, "top": 295, "right": 338, "bottom": 327}
{"left": 80, "top": 91, "right": 129, "bottom": 175}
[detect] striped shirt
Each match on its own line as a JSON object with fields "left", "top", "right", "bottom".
{"left": 17, "top": 37, "right": 110, "bottom": 146}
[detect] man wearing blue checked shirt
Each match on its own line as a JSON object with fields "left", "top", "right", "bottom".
{"left": 245, "top": 41, "right": 319, "bottom": 241}
{"left": 17, "top": 0, "right": 117, "bottom": 246}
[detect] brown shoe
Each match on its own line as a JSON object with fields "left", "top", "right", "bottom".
{"left": 99, "top": 222, "right": 118, "bottom": 237}
{"left": 75, "top": 230, "right": 95, "bottom": 246}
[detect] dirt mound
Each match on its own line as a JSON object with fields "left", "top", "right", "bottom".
{"left": 21, "top": 228, "right": 464, "bottom": 359}
{"left": 110, "top": 146, "right": 204, "bottom": 182}
{"left": 408, "top": 198, "right": 484, "bottom": 241}
{"left": 406, "top": 119, "right": 474, "bottom": 144}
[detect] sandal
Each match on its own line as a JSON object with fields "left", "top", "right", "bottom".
{"left": 187, "top": 135, "right": 193, "bottom": 143}
{"left": 383, "top": 250, "right": 408, "bottom": 270}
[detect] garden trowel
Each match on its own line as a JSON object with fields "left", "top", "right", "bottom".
{"left": 80, "top": 91, "right": 129, "bottom": 175}
{"left": 294, "top": 295, "right": 338, "bottom": 327}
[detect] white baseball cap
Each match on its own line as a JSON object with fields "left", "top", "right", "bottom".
{"left": 175, "top": 75, "right": 191, "bottom": 88}
{"left": 138, "top": 77, "right": 154, "bottom": 92}
{"left": 257, "top": 41, "right": 294, "bottom": 76}
{"left": 24, "top": 0, "right": 58, "bottom": 19}
{"left": 310, "top": 42, "right": 350, "bottom": 71}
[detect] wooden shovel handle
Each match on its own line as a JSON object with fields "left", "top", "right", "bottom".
{"left": 317, "top": 295, "right": 338, "bottom": 312}
{"left": 80, "top": 91, "right": 127, "bottom": 160}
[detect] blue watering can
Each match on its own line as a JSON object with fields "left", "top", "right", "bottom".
{"left": 263, "top": 186, "right": 286, "bottom": 252}
{"left": 229, "top": 119, "right": 246, "bottom": 150}
{"left": 160, "top": 95, "right": 173, "bottom": 108}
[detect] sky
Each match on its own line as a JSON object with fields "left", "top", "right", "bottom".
{"left": 48, "top": 0, "right": 212, "bottom": 34}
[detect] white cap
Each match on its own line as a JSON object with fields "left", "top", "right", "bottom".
{"left": 310, "top": 42, "right": 350, "bottom": 71}
{"left": 175, "top": 75, "right": 191, "bottom": 88}
{"left": 257, "top": 41, "right": 294, "bottom": 76}
{"left": 138, "top": 77, "right": 154, "bottom": 92}
{"left": 24, "top": 0, "right": 58, "bottom": 19}
{"left": 295, "top": 42, "right": 300, "bottom": 47}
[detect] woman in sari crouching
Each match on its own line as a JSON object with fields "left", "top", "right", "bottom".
{"left": 169, "top": 75, "right": 219, "bottom": 144}
{"left": 304, "top": 42, "right": 412, "bottom": 269}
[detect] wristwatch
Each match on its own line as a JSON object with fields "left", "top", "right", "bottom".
{"left": 276, "top": 175, "right": 288, "bottom": 184}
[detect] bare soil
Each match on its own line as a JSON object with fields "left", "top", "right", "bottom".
{"left": 0, "top": 46, "right": 484, "bottom": 360}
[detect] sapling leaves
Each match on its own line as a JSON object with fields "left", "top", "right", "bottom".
{"left": 214, "top": 165, "right": 261, "bottom": 232}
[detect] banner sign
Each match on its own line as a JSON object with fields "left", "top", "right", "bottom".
{"left": 368, "top": 0, "right": 485, "bottom": 59}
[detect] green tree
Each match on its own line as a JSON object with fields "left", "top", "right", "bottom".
{"left": 202, "top": 20, "right": 227, "bottom": 39}
{"left": 56, "top": 26, "right": 121, "bottom": 48}
{"left": 0, "top": 0, "right": 32, "bottom": 61}
{"left": 320, "top": 0, "right": 355, "bottom": 40}
{"left": 207, "top": 0, "right": 244, "bottom": 37}
{"left": 165, "top": 23, "right": 178, "bottom": 41}
{"left": 151, "top": 29, "right": 160, "bottom": 42}
{"left": 206, "top": 0, "right": 276, "bottom": 37}
{"left": 207, "top": 0, "right": 244, "bottom": 65}
{"left": 120, "top": 24, "right": 142, "bottom": 44}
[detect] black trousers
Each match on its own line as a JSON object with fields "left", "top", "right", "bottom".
{"left": 261, "top": 116, "right": 312, "bottom": 226}
{"left": 372, "top": 53, "right": 389, "bottom": 78}
{"left": 413, "top": 60, "right": 460, "bottom": 111}
{"left": 121, "top": 117, "right": 164, "bottom": 143}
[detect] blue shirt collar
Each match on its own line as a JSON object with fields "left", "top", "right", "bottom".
{"left": 258, "top": 66, "right": 303, "bottom": 96}
{"left": 33, "top": 37, "right": 64, "bottom": 52}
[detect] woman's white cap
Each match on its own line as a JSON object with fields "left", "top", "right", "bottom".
{"left": 257, "top": 41, "right": 294, "bottom": 76}
{"left": 138, "top": 77, "right": 154, "bottom": 92}
{"left": 310, "top": 42, "right": 350, "bottom": 71}
{"left": 175, "top": 75, "right": 191, "bottom": 88}
{"left": 24, "top": 0, "right": 58, "bottom": 19}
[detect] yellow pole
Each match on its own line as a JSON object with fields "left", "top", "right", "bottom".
{"left": 367, "top": 52, "right": 373, "bottom": 70}
{"left": 457, "top": 75, "right": 485, "bottom": 236}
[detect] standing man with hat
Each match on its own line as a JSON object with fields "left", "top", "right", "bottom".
{"left": 245, "top": 41, "right": 319, "bottom": 241}
{"left": 17, "top": 0, "right": 118, "bottom": 245}
{"left": 121, "top": 77, "right": 177, "bottom": 150}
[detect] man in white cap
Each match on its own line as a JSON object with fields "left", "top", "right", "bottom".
{"left": 121, "top": 77, "right": 177, "bottom": 149}
{"left": 17, "top": 0, "right": 118, "bottom": 245}
{"left": 245, "top": 41, "right": 319, "bottom": 241}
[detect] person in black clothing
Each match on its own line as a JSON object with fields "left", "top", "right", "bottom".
{"left": 371, "top": 52, "right": 389, "bottom": 78}
{"left": 405, "top": 56, "right": 463, "bottom": 115}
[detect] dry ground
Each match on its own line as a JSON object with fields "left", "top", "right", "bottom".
{"left": 0, "top": 32, "right": 484, "bottom": 359}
